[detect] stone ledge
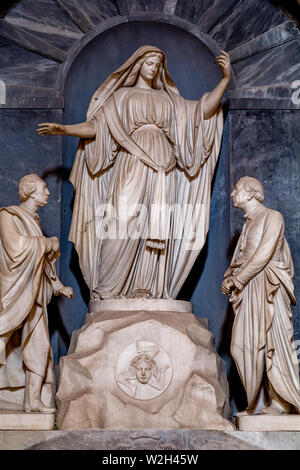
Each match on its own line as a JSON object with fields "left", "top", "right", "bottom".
{"left": 228, "top": 21, "right": 299, "bottom": 64}
{"left": 236, "top": 414, "right": 300, "bottom": 432}
{"left": 0, "top": 409, "right": 55, "bottom": 431}
{"left": 229, "top": 97, "right": 300, "bottom": 110}
{"left": 88, "top": 298, "right": 193, "bottom": 313}
{"left": 1, "top": 429, "right": 300, "bottom": 450}
{"left": 0, "top": 85, "right": 64, "bottom": 109}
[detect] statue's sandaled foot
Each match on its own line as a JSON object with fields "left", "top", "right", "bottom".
{"left": 261, "top": 406, "right": 286, "bottom": 415}
{"left": 236, "top": 410, "right": 251, "bottom": 417}
{"left": 24, "top": 401, "right": 56, "bottom": 414}
{"left": 130, "top": 290, "right": 152, "bottom": 299}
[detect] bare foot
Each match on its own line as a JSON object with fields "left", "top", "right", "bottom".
{"left": 235, "top": 410, "right": 251, "bottom": 417}
{"left": 261, "top": 406, "right": 286, "bottom": 415}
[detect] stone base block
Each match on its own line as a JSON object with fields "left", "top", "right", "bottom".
{"left": 1, "top": 429, "right": 300, "bottom": 450}
{"left": 236, "top": 414, "right": 300, "bottom": 431}
{"left": 0, "top": 409, "right": 55, "bottom": 430}
{"left": 56, "top": 302, "right": 234, "bottom": 431}
{"left": 88, "top": 298, "right": 193, "bottom": 313}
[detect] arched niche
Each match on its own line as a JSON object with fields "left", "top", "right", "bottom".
{"left": 57, "top": 20, "right": 231, "bottom": 359}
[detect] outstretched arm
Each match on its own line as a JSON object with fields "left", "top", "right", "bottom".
{"left": 37, "top": 120, "right": 96, "bottom": 138}
{"left": 203, "top": 50, "right": 231, "bottom": 120}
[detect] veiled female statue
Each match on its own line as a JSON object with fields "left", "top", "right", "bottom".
{"left": 38, "top": 45, "right": 231, "bottom": 300}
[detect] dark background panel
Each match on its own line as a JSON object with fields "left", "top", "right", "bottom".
{"left": 229, "top": 109, "right": 300, "bottom": 340}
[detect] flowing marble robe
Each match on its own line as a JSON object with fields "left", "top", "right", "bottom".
{"left": 69, "top": 50, "right": 223, "bottom": 300}
{"left": 225, "top": 204, "right": 300, "bottom": 412}
{"left": 0, "top": 206, "right": 59, "bottom": 406}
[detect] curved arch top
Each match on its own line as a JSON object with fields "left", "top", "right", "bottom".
{"left": 58, "top": 13, "right": 237, "bottom": 92}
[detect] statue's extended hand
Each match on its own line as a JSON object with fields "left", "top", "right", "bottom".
{"left": 55, "top": 286, "right": 74, "bottom": 298}
{"left": 45, "top": 236, "right": 59, "bottom": 254}
{"left": 45, "top": 236, "right": 60, "bottom": 261}
{"left": 221, "top": 277, "right": 235, "bottom": 296}
{"left": 37, "top": 123, "right": 65, "bottom": 136}
{"left": 216, "top": 50, "right": 231, "bottom": 81}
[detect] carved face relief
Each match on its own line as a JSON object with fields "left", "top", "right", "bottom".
{"left": 130, "top": 354, "right": 156, "bottom": 384}
{"left": 115, "top": 341, "right": 173, "bottom": 400}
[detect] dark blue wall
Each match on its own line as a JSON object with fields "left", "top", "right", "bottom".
{"left": 0, "top": 109, "right": 62, "bottom": 221}
{"left": 226, "top": 109, "right": 300, "bottom": 410}
{"left": 58, "top": 21, "right": 231, "bottom": 362}
{"left": 229, "top": 109, "right": 300, "bottom": 338}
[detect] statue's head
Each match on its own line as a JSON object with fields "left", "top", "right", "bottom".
{"left": 87, "top": 46, "right": 179, "bottom": 119}
{"left": 18, "top": 174, "right": 50, "bottom": 207}
{"left": 129, "top": 353, "right": 158, "bottom": 384}
{"left": 123, "top": 51, "right": 164, "bottom": 89}
{"left": 231, "top": 176, "right": 264, "bottom": 209}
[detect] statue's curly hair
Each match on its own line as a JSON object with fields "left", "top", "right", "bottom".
{"left": 18, "top": 173, "right": 42, "bottom": 202}
{"left": 129, "top": 353, "right": 159, "bottom": 378}
{"left": 239, "top": 176, "right": 264, "bottom": 202}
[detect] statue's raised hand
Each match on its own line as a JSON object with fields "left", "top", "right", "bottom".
{"left": 216, "top": 50, "right": 231, "bottom": 81}
{"left": 37, "top": 123, "right": 65, "bottom": 136}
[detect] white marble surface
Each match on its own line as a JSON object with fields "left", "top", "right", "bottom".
{"left": 0, "top": 409, "right": 55, "bottom": 431}
{"left": 236, "top": 414, "right": 300, "bottom": 431}
{"left": 88, "top": 298, "right": 193, "bottom": 313}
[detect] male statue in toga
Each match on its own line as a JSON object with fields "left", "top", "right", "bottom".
{"left": 0, "top": 174, "right": 73, "bottom": 413}
{"left": 222, "top": 176, "right": 300, "bottom": 415}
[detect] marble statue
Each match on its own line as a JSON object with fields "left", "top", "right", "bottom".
{"left": 222, "top": 176, "right": 300, "bottom": 416}
{"left": 37, "top": 45, "right": 230, "bottom": 300}
{"left": 0, "top": 174, "right": 73, "bottom": 413}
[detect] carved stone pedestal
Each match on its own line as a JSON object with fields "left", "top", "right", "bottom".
{"left": 0, "top": 409, "right": 55, "bottom": 430}
{"left": 56, "top": 300, "right": 235, "bottom": 430}
{"left": 236, "top": 414, "right": 300, "bottom": 431}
